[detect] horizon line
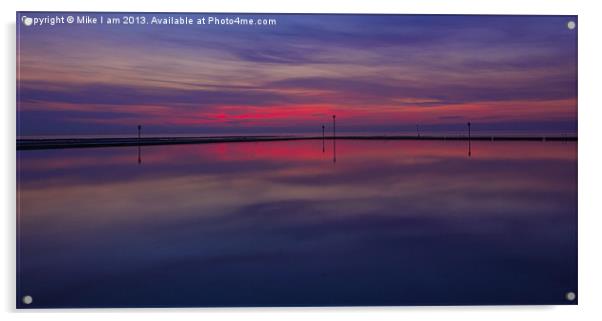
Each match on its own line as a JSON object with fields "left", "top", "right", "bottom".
{"left": 17, "top": 134, "right": 578, "bottom": 151}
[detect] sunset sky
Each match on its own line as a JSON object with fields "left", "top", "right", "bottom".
{"left": 17, "top": 13, "right": 577, "bottom": 136}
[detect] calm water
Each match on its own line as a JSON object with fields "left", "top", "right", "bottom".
{"left": 16, "top": 140, "right": 577, "bottom": 307}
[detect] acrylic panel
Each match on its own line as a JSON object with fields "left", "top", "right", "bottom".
{"left": 16, "top": 12, "right": 578, "bottom": 308}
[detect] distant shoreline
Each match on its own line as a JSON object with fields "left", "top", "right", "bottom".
{"left": 16, "top": 135, "right": 578, "bottom": 150}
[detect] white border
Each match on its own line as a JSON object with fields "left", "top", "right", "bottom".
{"left": 2, "top": 1, "right": 601, "bottom": 320}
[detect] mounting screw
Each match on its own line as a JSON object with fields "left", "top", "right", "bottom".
{"left": 566, "top": 291, "right": 576, "bottom": 301}
{"left": 22, "top": 295, "right": 33, "bottom": 305}
{"left": 567, "top": 21, "right": 576, "bottom": 30}
{"left": 22, "top": 16, "right": 33, "bottom": 26}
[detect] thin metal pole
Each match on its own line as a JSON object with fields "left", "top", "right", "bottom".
{"left": 333, "top": 115, "right": 336, "bottom": 138}
{"left": 467, "top": 122, "right": 471, "bottom": 140}
{"left": 467, "top": 122, "right": 471, "bottom": 157}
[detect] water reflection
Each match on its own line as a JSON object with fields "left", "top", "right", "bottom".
{"left": 137, "top": 144, "right": 142, "bottom": 165}
{"left": 468, "top": 138, "right": 472, "bottom": 157}
{"left": 333, "top": 138, "right": 337, "bottom": 163}
{"left": 17, "top": 140, "right": 577, "bottom": 307}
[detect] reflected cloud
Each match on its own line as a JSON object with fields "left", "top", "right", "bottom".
{"left": 17, "top": 139, "right": 577, "bottom": 307}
